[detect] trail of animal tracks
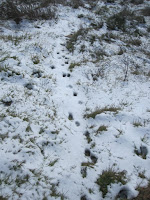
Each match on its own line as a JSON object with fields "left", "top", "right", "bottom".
{"left": 0, "top": 2, "right": 150, "bottom": 200}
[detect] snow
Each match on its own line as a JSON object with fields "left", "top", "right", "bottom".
{"left": 0, "top": 2, "right": 150, "bottom": 200}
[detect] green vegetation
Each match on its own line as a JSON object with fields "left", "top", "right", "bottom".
{"left": 66, "top": 28, "right": 88, "bottom": 52}
{"left": 0, "top": 0, "right": 56, "bottom": 22}
{"left": 69, "top": 62, "right": 81, "bottom": 72}
{"left": 0, "top": 34, "right": 29, "bottom": 45}
{"left": 49, "top": 159, "right": 58, "bottom": 167}
{"left": 107, "top": 12, "right": 126, "bottom": 31}
{"left": 96, "top": 168, "right": 127, "bottom": 198}
{"left": 96, "top": 125, "right": 108, "bottom": 135}
{"left": 133, "top": 120, "right": 143, "bottom": 127}
{"left": 85, "top": 106, "right": 121, "bottom": 119}
{"left": 107, "top": 9, "right": 145, "bottom": 32}
{"left": 141, "top": 7, "right": 150, "bottom": 16}
{"left": 32, "top": 55, "right": 40, "bottom": 64}
{"left": 50, "top": 184, "right": 66, "bottom": 200}
{"left": 133, "top": 182, "right": 150, "bottom": 200}
{"left": 81, "top": 162, "right": 95, "bottom": 168}
{"left": 0, "top": 196, "right": 7, "bottom": 200}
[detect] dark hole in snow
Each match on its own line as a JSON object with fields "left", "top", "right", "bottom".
{"left": 75, "top": 121, "right": 80, "bottom": 126}
{"left": 32, "top": 70, "right": 42, "bottom": 78}
{"left": 68, "top": 113, "right": 73, "bottom": 120}
{"left": 81, "top": 195, "right": 87, "bottom": 200}
{"left": 135, "top": 145, "right": 148, "bottom": 159}
{"left": 14, "top": 17, "right": 22, "bottom": 24}
{"left": 84, "top": 131, "right": 92, "bottom": 143}
{"left": 84, "top": 131, "right": 90, "bottom": 137}
{"left": 140, "top": 146, "right": 148, "bottom": 158}
{"left": 35, "top": 26, "right": 41, "bottom": 29}
{"left": 63, "top": 73, "right": 66, "bottom": 77}
{"left": 73, "top": 92, "right": 77, "bottom": 96}
{"left": 57, "top": 52, "right": 60, "bottom": 54}
{"left": 67, "top": 73, "right": 71, "bottom": 77}
{"left": 117, "top": 188, "right": 129, "bottom": 199}
{"left": 85, "top": 149, "right": 91, "bottom": 157}
{"left": 2, "top": 99, "right": 13, "bottom": 106}
{"left": 81, "top": 167, "right": 87, "bottom": 178}
{"left": 65, "top": 61, "right": 69, "bottom": 64}
{"left": 25, "top": 83, "right": 33, "bottom": 90}
{"left": 90, "top": 154, "right": 98, "bottom": 163}
{"left": 51, "top": 66, "right": 55, "bottom": 69}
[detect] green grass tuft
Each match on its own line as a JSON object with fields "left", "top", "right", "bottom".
{"left": 96, "top": 168, "right": 127, "bottom": 198}
{"left": 85, "top": 106, "right": 121, "bottom": 119}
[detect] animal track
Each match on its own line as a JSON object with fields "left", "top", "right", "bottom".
{"left": 84, "top": 149, "right": 97, "bottom": 163}
{"left": 90, "top": 154, "right": 97, "bottom": 163}
{"left": 2, "top": 98, "right": 13, "bottom": 106}
{"left": 68, "top": 113, "right": 73, "bottom": 120}
{"left": 25, "top": 83, "right": 34, "bottom": 90}
{"left": 85, "top": 149, "right": 91, "bottom": 157}
{"left": 32, "top": 70, "right": 42, "bottom": 78}
{"left": 116, "top": 187, "right": 131, "bottom": 199}
{"left": 75, "top": 121, "right": 80, "bottom": 127}
{"left": 84, "top": 131, "right": 92, "bottom": 143}
{"left": 81, "top": 195, "right": 88, "bottom": 200}
{"left": 135, "top": 145, "right": 148, "bottom": 159}
{"left": 81, "top": 166, "right": 87, "bottom": 178}
{"left": 73, "top": 92, "right": 77, "bottom": 96}
{"left": 51, "top": 65, "right": 55, "bottom": 69}
{"left": 63, "top": 73, "right": 70, "bottom": 77}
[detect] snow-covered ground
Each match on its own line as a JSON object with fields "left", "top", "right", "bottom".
{"left": 0, "top": 1, "right": 150, "bottom": 200}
